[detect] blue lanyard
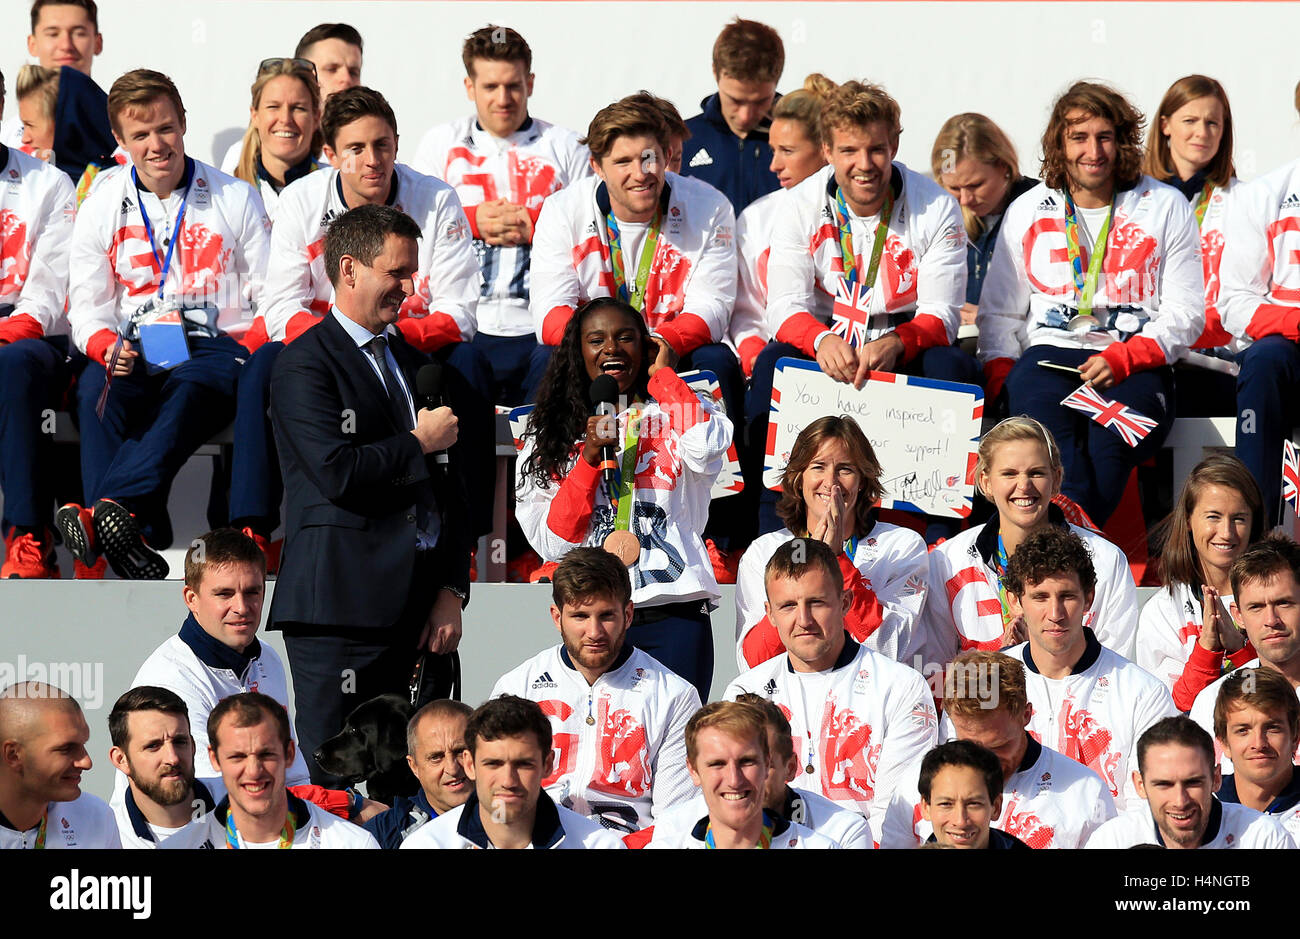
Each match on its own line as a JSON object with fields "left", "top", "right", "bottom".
{"left": 131, "top": 164, "right": 190, "bottom": 300}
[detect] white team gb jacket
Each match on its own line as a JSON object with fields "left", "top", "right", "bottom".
{"left": 647, "top": 814, "right": 841, "bottom": 849}
{"left": 68, "top": 157, "right": 271, "bottom": 353}
{"left": 261, "top": 163, "right": 480, "bottom": 348}
{"left": 1218, "top": 158, "right": 1300, "bottom": 347}
{"left": 730, "top": 185, "right": 786, "bottom": 363}
{"left": 515, "top": 368, "right": 732, "bottom": 608}
{"left": 911, "top": 733, "right": 1116, "bottom": 849}
{"left": 724, "top": 638, "right": 938, "bottom": 847}
{"left": 1136, "top": 581, "right": 1223, "bottom": 699}
{"left": 414, "top": 114, "right": 591, "bottom": 337}
{"left": 1085, "top": 798, "right": 1296, "bottom": 849}
{"left": 1187, "top": 659, "right": 1300, "bottom": 775}
{"left": 1006, "top": 629, "right": 1178, "bottom": 813}
{"left": 206, "top": 792, "right": 379, "bottom": 848}
{"left": 764, "top": 162, "right": 965, "bottom": 358}
{"left": 400, "top": 792, "right": 627, "bottom": 849}
{"left": 648, "top": 786, "right": 872, "bottom": 849}
{"left": 529, "top": 172, "right": 737, "bottom": 353}
{"left": 0, "top": 145, "right": 76, "bottom": 338}
{"left": 0, "top": 794, "right": 120, "bottom": 849}
{"left": 489, "top": 644, "right": 702, "bottom": 830}
{"left": 115, "top": 782, "right": 218, "bottom": 849}
{"left": 734, "top": 524, "right": 930, "bottom": 670}
{"left": 112, "top": 619, "right": 311, "bottom": 811}
{"left": 922, "top": 511, "right": 1140, "bottom": 666}
{"left": 977, "top": 175, "right": 1204, "bottom": 368}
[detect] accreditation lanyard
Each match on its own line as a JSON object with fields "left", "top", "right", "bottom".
{"left": 1062, "top": 191, "right": 1115, "bottom": 319}
{"left": 605, "top": 209, "right": 662, "bottom": 312}
{"left": 132, "top": 165, "right": 190, "bottom": 301}
{"left": 993, "top": 534, "right": 1014, "bottom": 629}
{"left": 1193, "top": 181, "right": 1215, "bottom": 229}
{"left": 224, "top": 809, "right": 297, "bottom": 849}
{"left": 833, "top": 186, "right": 894, "bottom": 292}
{"left": 705, "top": 811, "right": 774, "bottom": 849}
{"left": 611, "top": 409, "right": 642, "bottom": 531}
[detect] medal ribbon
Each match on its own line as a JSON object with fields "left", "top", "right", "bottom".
{"left": 705, "top": 811, "right": 775, "bottom": 849}
{"left": 1193, "top": 181, "right": 1215, "bottom": 229}
{"left": 612, "top": 409, "right": 642, "bottom": 532}
{"left": 224, "top": 808, "right": 297, "bottom": 848}
{"left": 833, "top": 185, "right": 894, "bottom": 292}
{"left": 32, "top": 811, "right": 48, "bottom": 849}
{"left": 993, "top": 534, "right": 1014, "bottom": 629}
{"left": 131, "top": 165, "right": 190, "bottom": 301}
{"left": 1062, "top": 190, "right": 1115, "bottom": 319}
{"left": 606, "top": 208, "right": 662, "bottom": 312}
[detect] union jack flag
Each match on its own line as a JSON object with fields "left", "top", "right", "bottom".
{"left": 1283, "top": 440, "right": 1300, "bottom": 516}
{"left": 830, "top": 275, "right": 872, "bottom": 348}
{"left": 1059, "top": 383, "right": 1158, "bottom": 447}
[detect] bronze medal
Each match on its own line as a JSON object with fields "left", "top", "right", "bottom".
{"left": 805, "top": 764, "right": 815, "bottom": 775}
{"left": 603, "top": 530, "right": 641, "bottom": 566}
{"left": 586, "top": 716, "right": 596, "bottom": 726}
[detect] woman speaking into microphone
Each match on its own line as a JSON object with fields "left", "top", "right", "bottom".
{"left": 516, "top": 297, "right": 733, "bottom": 699}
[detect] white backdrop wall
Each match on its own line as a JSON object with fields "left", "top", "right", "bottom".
{"left": 3, "top": 2, "right": 1298, "bottom": 184}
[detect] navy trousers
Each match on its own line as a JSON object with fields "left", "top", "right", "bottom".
{"left": 0, "top": 337, "right": 77, "bottom": 530}
{"left": 1235, "top": 335, "right": 1300, "bottom": 527}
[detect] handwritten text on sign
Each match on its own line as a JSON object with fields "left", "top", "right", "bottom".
{"left": 765, "top": 358, "right": 983, "bottom": 518}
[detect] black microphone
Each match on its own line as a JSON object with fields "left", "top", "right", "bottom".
{"left": 416, "top": 362, "right": 449, "bottom": 467}
{"left": 588, "top": 374, "right": 620, "bottom": 501}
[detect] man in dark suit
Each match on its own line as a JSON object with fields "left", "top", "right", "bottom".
{"left": 268, "top": 204, "right": 473, "bottom": 787}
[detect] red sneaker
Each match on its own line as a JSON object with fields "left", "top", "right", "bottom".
{"left": 73, "top": 556, "right": 108, "bottom": 579}
{"left": 706, "top": 538, "right": 739, "bottom": 585}
{"left": 240, "top": 527, "right": 281, "bottom": 575}
{"left": 2, "top": 528, "right": 59, "bottom": 579}
{"left": 529, "top": 561, "right": 560, "bottom": 584}
{"left": 507, "top": 548, "right": 543, "bottom": 584}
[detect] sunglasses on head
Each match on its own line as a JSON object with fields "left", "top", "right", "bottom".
{"left": 258, "top": 57, "right": 317, "bottom": 77}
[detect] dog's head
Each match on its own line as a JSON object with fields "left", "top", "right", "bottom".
{"left": 314, "top": 694, "right": 413, "bottom": 784}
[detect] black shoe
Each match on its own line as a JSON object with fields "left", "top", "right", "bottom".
{"left": 54, "top": 503, "right": 98, "bottom": 566}
{"left": 93, "top": 499, "right": 169, "bottom": 579}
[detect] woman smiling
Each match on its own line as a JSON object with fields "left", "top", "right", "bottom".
{"left": 733, "top": 416, "right": 929, "bottom": 670}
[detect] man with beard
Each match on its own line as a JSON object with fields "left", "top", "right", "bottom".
{"left": 489, "top": 547, "right": 700, "bottom": 833}
{"left": 108, "top": 686, "right": 218, "bottom": 849}
{"left": 1086, "top": 716, "right": 1294, "bottom": 848}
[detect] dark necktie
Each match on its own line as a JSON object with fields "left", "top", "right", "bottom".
{"left": 367, "top": 334, "right": 413, "bottom": 431}
{"left": 368, "top": 333, "right": 436, "bottom": 541}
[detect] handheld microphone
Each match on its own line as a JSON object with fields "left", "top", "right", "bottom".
{"left": 588, "top": 374, "right": 620, "bottom": 502}
{"left": 416, "top": 362, "right": 449, "bottom": 467}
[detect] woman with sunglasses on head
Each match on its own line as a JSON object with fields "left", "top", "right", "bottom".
{"left": 224, "top": 59, "right": 326, "bottom": 563}
{"left": 1138, "top": 454, "right": 1261, "bottom": 711}
{"left": 1142, "top": 75, "right": 1241, "bottom": 418}
{"left": 515, "top": 297, "right": 734, "bottom": 700}
{"left": 922, "top": 416, "right": 1139, "bottom": 668}
{"left": 232, "top": 57, "right": 325, "bottom": 220}
{"left": 733, "top": 415, "right": 930, "bottom": 671}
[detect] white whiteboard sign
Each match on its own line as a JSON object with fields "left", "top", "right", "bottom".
{"left": 765, "top": 358, "right": 983, "bottom": 518}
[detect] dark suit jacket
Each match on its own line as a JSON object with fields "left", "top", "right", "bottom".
{"left": 267, "top": 312, "right": 473, "bottom": 631}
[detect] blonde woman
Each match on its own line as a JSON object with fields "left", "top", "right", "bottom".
{"left": 233, "top": 57, "right": 324, "bottom": 218}
{"left": 931, "top": 113, "right": 1037, "bottom": 320}
{"left": 922, "top": 417, "right": 1138, "bottom": 667}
